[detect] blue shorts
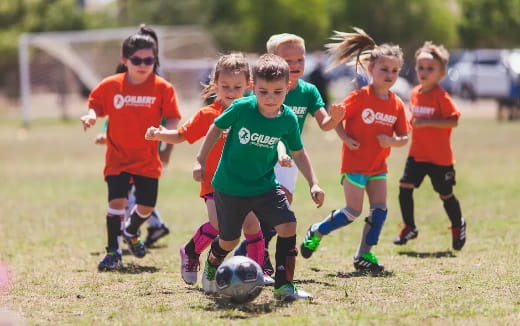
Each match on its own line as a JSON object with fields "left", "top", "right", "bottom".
{"left": 341, "top": 173, "right": 387, "bottom": 188}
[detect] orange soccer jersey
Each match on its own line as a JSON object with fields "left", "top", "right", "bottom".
{"left": 178, "top": 100, "right": 227, "bottom": 197}
{"left": 408, "top": 85, "right": 460, "bottom": 166}
{"left": 340, "top": 85, "right": 410, "bottom": 175}
{"left": 88, "top": 73, "right": 181, "bottom": 179}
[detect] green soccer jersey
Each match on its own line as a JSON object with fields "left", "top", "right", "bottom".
{"left": 212, "top": 96, "right": 303, "bottom": 196}
{"left": 282, "top": 79, "right": 324, "bottom": 158}
{"left": 285, "top": 79, "right": 324, "bottom": 133}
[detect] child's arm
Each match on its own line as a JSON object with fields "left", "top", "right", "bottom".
{"left": 335, "top": 123, "right": 360, "bottom": 150}
{"left": 159, "top": 117, "right": 181, "bottom": 165}
{"left": 291, "top": 148, "right": 325, "bottom": 208}
{"left": 277, "top": 141, "right": 292, "bottom": 167}
{"left": 412, "top": 116, "right": 459, "bottom": 129}
{"left": 376, "top": 133, "right": 409, "bottom": 148}
{"left": 314, "top": 104, "right": 345, "bottom": 131}
{"left": 193, "top": 123, "right": 222, "bottom": 182}
{"left": 145, "top": 125, "right": 186, "bottom": 144}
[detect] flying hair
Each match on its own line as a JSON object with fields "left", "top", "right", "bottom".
{"left": 200, "top": 52, "right": 251, "bottom": 102}
{"left": 325, "top": 27, "right": 403, "bottom": 74}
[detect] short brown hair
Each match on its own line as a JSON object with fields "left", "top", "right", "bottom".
{"left": 415, "top": 41, "right": 449, "bottom": 67}
{"left": 253, "top": 54, "right": 290, "bottom": 83}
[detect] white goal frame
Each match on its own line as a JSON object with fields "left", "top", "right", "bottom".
{"left": 18, "top": 25, "right": 218, "bottom": 125}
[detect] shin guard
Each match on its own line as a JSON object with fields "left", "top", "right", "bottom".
{"left": 365, "top": 208, "right": 387, "bottom": 245}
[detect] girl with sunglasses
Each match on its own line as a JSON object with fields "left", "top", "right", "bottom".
{"left": 80, "top": 24, "right": 182, "bottom": 271}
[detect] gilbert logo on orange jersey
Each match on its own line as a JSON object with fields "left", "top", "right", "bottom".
{"left": 361, "top": 108, "right": 397, "bottom": 126}
{"left": 113, "top": 94, "right": 157, "bottom": 109}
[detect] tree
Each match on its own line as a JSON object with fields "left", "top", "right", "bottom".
{"left": 204, "top": 0, "right": 330, "bottom": 52}
{"left": 329, "top": 0, "right": 459, "bottom": 70}
{"left": 457, "top": 0, "right": 520, "bottom": 48}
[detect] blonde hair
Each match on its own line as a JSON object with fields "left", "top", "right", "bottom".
{"left": 266, "top": 33, "right": 306, "bottom": 54}
{"left": 415, "top": 41, "right": 449, "bottom": 67}
{"left": 200, "top": 52, "right": 251, "bottom": 102}
{"left": 325, "top": 27, "right": 403, "bottom": 73}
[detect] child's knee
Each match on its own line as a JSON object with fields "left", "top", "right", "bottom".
{"left": 274, "top": 222, "right": 296, "bottom": 237}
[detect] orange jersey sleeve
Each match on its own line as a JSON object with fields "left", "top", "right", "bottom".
{"left": 88, "top": 73, "right": 181, "bottom": 179}
{"left": 340, "top": 86, "right": 410, "bottom": 175}
{"left": 178, "top": 100, "right": 227, "bottom": 197}
{"left": 408, "top": 85, "right": 460, "bottom": 165}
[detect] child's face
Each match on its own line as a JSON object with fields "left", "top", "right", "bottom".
{"left": 368, "top": 56, "right": 401, "bottom": 91}
{"left": 275, "top": 43, "right": 305, "bottom": 85}
{"left": 215, "top": 70, "right": 249, "bottom": 108}
{"left": 122, "top": 48, "right": 155, "bottom": 84}
{"left": 415, "top": 57, "right": 445, "bottom": 91}
{"left": 253, "top": 78, "right": 289, "bottom": 117}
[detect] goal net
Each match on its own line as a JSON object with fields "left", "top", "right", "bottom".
{"left": 18, "top": 25, "right": 219, "bottom": 125}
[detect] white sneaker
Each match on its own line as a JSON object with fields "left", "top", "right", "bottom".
{"left": 201, "top": 260, "right": 217, "bottom": 294}
{"left": 263, "top": 274, "right": 275, "bottom": 286}
{"left": 273, "top": 282, "right": 313, "bottom": 301}
{"left": 179, "top": 246, "right": 199, "bottom": 285}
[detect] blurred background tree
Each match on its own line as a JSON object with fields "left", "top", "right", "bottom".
{"left": 1, "top": 0, "right": 520, "bottom": 96}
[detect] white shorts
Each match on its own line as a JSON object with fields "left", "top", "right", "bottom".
{"left": 274, "top": 161, "right": 298, "bottom": 194}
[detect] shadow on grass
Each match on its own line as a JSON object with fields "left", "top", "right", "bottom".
{"left": 327, "top": 270, "right": 395, "bottom": 278}
{"left": 190, "top": 284, "right": 315, "bottom": 319}
{"left": 398, "top": 250, "right": 456, "bottom": 258}
{"left": 118, "top": 263, "right": 160, "bottom": 274}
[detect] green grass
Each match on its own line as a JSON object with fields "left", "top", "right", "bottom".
{"left": 1, "top": 115, "right": 519, "bottom": 325}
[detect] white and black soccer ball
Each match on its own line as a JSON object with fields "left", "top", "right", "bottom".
{"left": 215, "top": 256, "right": 264, "bottom": 304}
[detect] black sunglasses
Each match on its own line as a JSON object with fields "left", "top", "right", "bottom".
{"left": 128, "top": 56, "right": 155, "bottom": 66}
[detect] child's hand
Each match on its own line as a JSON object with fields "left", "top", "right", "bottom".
{"left": 193, "top": 161, "right": 204, "bottom": 182}
{"left": 80, "top": 113, "right": 96, "bottom": 131}
{"left": 145, "top": 125, "right": 164, "bottom": 140}
{"left": 278, "top": 154, "right": 292, "bottom": 167}
{"left": 310, "top": 184, "right": 325, "bottom": 208}
{"left": 376, "top": 134, "right": 393, "bottom": 148}
{"left": 95, "top": 133, "right": 107, "bottom": 145}
{"left": 329, "top": 104, "right": 345, "bottom": 122}
{"left": 345, "top": 136, "right": 360, "bottom": 150}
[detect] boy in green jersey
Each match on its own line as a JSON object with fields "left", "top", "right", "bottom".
{"left": 193, "top": 54, "right": 325, "bottom": 301}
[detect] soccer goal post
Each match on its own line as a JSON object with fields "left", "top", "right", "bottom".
{"left": 18, "top": 25, "right": 218, "bottom": 126}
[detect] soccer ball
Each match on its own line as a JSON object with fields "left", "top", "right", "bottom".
{"left": 215, "top": 256, "right": 264, "bottom": 304}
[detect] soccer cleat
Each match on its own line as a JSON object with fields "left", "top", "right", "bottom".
{"left": 201, "top": 258, "right": 217, "bottom": 294}
{"left": 393, "top": 225, "right": 419, "bottom": 245}
{"left": 122, "top": 230, "right": 146, "bottom": 258}
{"left": 273, "top": 282, "right": 313, "bottom": 301}
{"left": 353, "top": 252, "right": 385, "bottom": 273}
{"left": 98, "top": 249, "right": 123, "bottom": 271}
{"left": 144, "top": 224, "right": 170, "bottom": 248}
{"left": 179, "top": 245, "right": 200, "bottom": 285}
{"left": 450, "top": 218, "right": 466, "bottom": 251}
{"left": 300, "top": 224, "right": 321, "bottom": 259}
{"left": 263, "top": 273, "right": 275, "bottom": 286}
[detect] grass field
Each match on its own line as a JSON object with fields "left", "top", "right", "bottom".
{"left": 1, "top": 111, "right": 519, "bottom": 325}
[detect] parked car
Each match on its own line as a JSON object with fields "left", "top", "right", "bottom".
{"left": 448, "top": 49, "right": 520, "bottom": 102}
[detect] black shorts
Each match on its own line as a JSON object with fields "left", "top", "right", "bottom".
{"left": 214, "top": 187, "right": 296, "bottom": 241}
{"left": 105, "top": 172, "right": 158, "bottom": 207}
{"left": 400, "top": 157, "right": 456, "bottom": 196}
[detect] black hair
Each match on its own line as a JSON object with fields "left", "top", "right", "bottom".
{"left": 115, "top": 24, "right": 160, "bottom": 74}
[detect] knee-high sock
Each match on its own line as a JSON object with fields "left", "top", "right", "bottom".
{"left": 245, "top": 230, "right": 265, "bottom": 268}
{"left": 185, "top": 222, "right": 218, "bottom": 257}
{"left": 443, "top": 195, "right": 463, "bottom": 227}
{"left": 106, "top": 208, "right": 125, "bottom": 253}
{"left": 274, "top": 235, "right": 297, "bottom": 288}
{"left": 399, "top": 187, "right": 415, "bottom": 227}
